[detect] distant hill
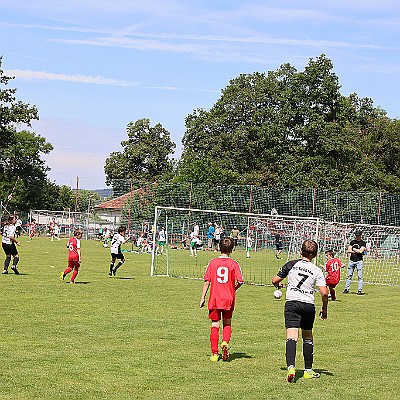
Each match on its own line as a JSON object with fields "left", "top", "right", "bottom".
{"left": 92, "top": 188, "right": 113, "bottom": 199}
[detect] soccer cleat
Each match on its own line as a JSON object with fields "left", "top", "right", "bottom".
{"left": 69, "top": 280, "right": 75, "bottom": 284}
{"left": 108, "top": 271, "right": 113, "bottom": 276}
{"left": 60, "top": 272, "right": 65, "bottom": 282}
{"left": 357, "top": 290, "right": 362, "bottom": 295}
{"left": 2, "top": 269, "right": 8, "bottom": 274}
{"left": 342, "top": 289, "right": 349, "bottom": 294}
{"left": 210, "top": 354, "right": 219, "bottom": 362}
{"left": 221, "top": 341, "right": 229, "bottom": 361}
{"left": 11, "top": 267, "right": 20, "bottom": 275}
{"left": 287, "top": 367, "right": 295, "bottom": 382}
{"left": 303, "top": 370, "right": 320, "bottom": 379}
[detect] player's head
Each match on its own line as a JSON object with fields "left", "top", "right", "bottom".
{"left": 74, "top": 229, "right": 83, "bottom": 237}
{"left": 7, "top": 214, "right": 16, "bottom": 224}
{"left": 325, "top": 249, "right": 334, "bottom": 259}
{"left": 301, "top": 240, "right": 318, "bottom": 260}
{"left": 118, "top": 226, "right": 126, "bottom": 234}
{"left": 355, "top": 230, "right": 362, "bottom": 238}
{"left": 219, "top": 237, "right": 234, "bottom": 255}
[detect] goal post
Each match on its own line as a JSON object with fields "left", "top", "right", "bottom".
{"left": 150, "top": 206, "right": 321, "bottom": 285}
{"left": 151, "top": 206, "right": 400, "bottom": 287}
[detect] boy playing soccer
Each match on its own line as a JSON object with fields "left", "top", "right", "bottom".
{"left": 200, "top": 237, "right": 244, "bottom": 362}
{"left": 272, "top": 240, "right": 328, "bottom": 382}
{"left": 60, "top": 229, "right": 82, "bottom": 283}
{"left": 324, "top": 250, "right": 345, "bottom": 301}
{"left": 109, "top": 226, "right": 128, "bottom": 276}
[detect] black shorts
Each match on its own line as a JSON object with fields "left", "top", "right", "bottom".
{"left": 284, "top": 301, "right": 316, "bottom": 330}
{"left": 111, "top": 252, "right": 124, "bottom": 261}
{"left": 2, "top": 242, "right": 18, "bottom": 256}
{"left": 275, "top": 243, "right": 283, "bottom": 251}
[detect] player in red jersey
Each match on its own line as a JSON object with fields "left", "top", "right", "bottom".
{"left": 60, "top": 229, "right": 82, "bottom": 283}
{"left": 325, "top": 250, "right": 345, "bottom": 301}
{"left": 29, "top": 219, "right": 37, "bottom": 239}
{"left": 200, "top": 237, "right": 244, "bottom": 362}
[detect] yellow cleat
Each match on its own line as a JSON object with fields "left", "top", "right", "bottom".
{"left": 287, "top": 366, "right": 295, "bottom": 382}
{"left": 210, "top": 354, "right": 219, "bottom": 362}
{"left": 59, "top": 272, "right": 65, "bottom": 282}
{"left": 303, "top": 370, "right": 320, "bottom": 379}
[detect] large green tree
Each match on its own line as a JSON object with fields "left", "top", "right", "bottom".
{"left": 0, "top": 57, "right": 58, "bottom": 212}
{"left": 104, "top": 118, "right": 176, "bottom": 187}
{"left": 179, "top": 54, "right": 400, "bottom": 192}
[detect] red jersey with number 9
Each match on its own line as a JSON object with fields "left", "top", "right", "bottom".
{"left": 204, "top": 257, "right": 244, "bottom": 310}
{"left": 325, "top": 257, "right": 344, "bottom": 285}
{"left": 67, "top": 237, "right": 80, "bottom": 261}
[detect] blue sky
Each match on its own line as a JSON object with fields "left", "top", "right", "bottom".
{"left": 1, "top": 0, "right": 400, "bottom": 189}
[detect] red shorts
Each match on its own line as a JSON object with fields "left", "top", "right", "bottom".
{"left": 326, "top": 278, "right": 339, "bottom": 287}
{"left": 208, "top": 307, "right": 234, "bottom": 321}
{"left": 68, "top": 260, "right": 80, "bottom": 270}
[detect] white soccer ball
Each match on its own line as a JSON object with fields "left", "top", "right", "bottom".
{"left": 273, "top": 289, "right": 283, "bottom": 299}
{"left": 103, "top": 243, "right": 108, "bottom": 248}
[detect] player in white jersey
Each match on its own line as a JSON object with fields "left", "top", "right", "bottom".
{"left": 1, "top": 215, "right": 21, "bottom": 275}
{"left": 272, "top": 240, "right": 328, "bottom": 382}
{"left": 108, "top": 226, "right": 128, "bottom": 276}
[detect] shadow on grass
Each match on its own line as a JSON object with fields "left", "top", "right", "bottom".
{"left": 228, "top": 352, "right": 252, "bottom": 362}
{"left": 73, "top": 281, "right": 90, "bottom": 284}
{"left": 114, "top": 277, "right": 134, "bottom": 280}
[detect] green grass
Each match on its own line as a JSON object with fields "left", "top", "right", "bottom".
{"left": 0, "top": 236, "right": 399, "bottom": 399}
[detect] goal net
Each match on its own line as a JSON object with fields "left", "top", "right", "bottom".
{"left": 150, "top": 206, "right": 320, "bottom": 285}
{"left": 150, "top": 206, "right": 400, "bottom": 286}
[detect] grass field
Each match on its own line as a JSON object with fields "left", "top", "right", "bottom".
{"left": 1, "top": 236, "right": 399, "bottom": 400}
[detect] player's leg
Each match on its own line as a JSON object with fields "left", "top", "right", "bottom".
{"left": 344, "top": 262, "right": 355, "bottom": 293}
{"left": 356, "top": 261, "right": 363, "bottom": 294}
{"left": 109, "top": 255, "right": 116, "bottom": 276}
{"left": 70, "top": 262, "right": 80, "bottom": 283}
{"left": 285, "top": 302, "right": 300, "bottom": 382}
{"left": 301, "top": 304, "right": 320, "bottom": 379}
{"left": 61, "top": 260, "right": 74, "bottom": 281}
{"left": 328, "top": 284, "right": 337, "bottom": 301}
{"left": 221, "top": 312, "right": 233, "bottom": 361}
{"left": 11, "top": 252, "right": 20, "bottom": 274}
{"left": 3, "top": 253, "right": 11, "bottom": 273}
{"left": 208, "top": 310, "right": 221, "bottom": 361}
{"left": 113, "top": 254, "right": 125, "bottom": 275}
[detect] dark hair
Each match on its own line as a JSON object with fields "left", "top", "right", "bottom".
{"left": 118, "top": 226, "right": 126, "bottom": 234}
{"left": 301, "top": 240, "right": 318, "bottom": 259}
{"left": 325, "top": 249, "right": 335, "bottom": 258}
{"left": 74, "top": 229, "right": 83, "bottom": 236}
{"left": 219, "top": 237, "right": 234, "bottom": 254}
{"left": 6, "top": 215, "right": 16, "bottom": 224}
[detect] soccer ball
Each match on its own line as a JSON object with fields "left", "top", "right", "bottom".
{"left": 273, "top": 289, "right": 283, "bottom": 299}
{"left": 103, "top": 243, "right": 108, "bottom": 248}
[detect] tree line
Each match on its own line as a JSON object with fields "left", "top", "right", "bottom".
{"left": 1, "top": 54, "right": 400, "bottom": 215}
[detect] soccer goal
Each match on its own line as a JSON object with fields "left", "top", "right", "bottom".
{"left": 150, "top": 206, "right": 320, "bottom": 285}
{"left": 150, "top": 206, "right": 400, "bottom": 287}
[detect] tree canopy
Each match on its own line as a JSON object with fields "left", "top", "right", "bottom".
{"left": 179, "top": 54, "right": 400, "bottom": 192}
{"left": 104, "top": 118, "right": 176, "bottom": 186}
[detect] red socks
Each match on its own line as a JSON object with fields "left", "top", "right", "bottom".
{"left": 222, "top": 325, "right": 232, "bottom": 343}
{"left": 210, "top": 327, "right": 219, "bottom": 355}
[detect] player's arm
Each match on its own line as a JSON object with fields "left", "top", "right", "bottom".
{"left": 77, "top": 248, "right": 81, "bottom": 263}
{"left": 318, "top": 285, "right": 329, "bottom": 320}
{"left": 199, "top": 281, "right": 210, "bottom": 308}
{"left": 235, "top": 280, "right": 244, "bottom": 291}
{"left": 354, "top": 245, "right": 366, "bottom": 254}
{"left": 271, "top": 275, "right": 284, "bottom": 288}
{"left": 347, "top": 244, "right": 353, "bottom": 254}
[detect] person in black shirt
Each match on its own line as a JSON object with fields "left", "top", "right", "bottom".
{"left": 343, "top": 230, "right": 366, "bottom": 295}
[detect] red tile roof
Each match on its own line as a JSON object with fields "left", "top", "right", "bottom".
{"left": 94, "top": 192, "right": 132, "bottom": 211}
